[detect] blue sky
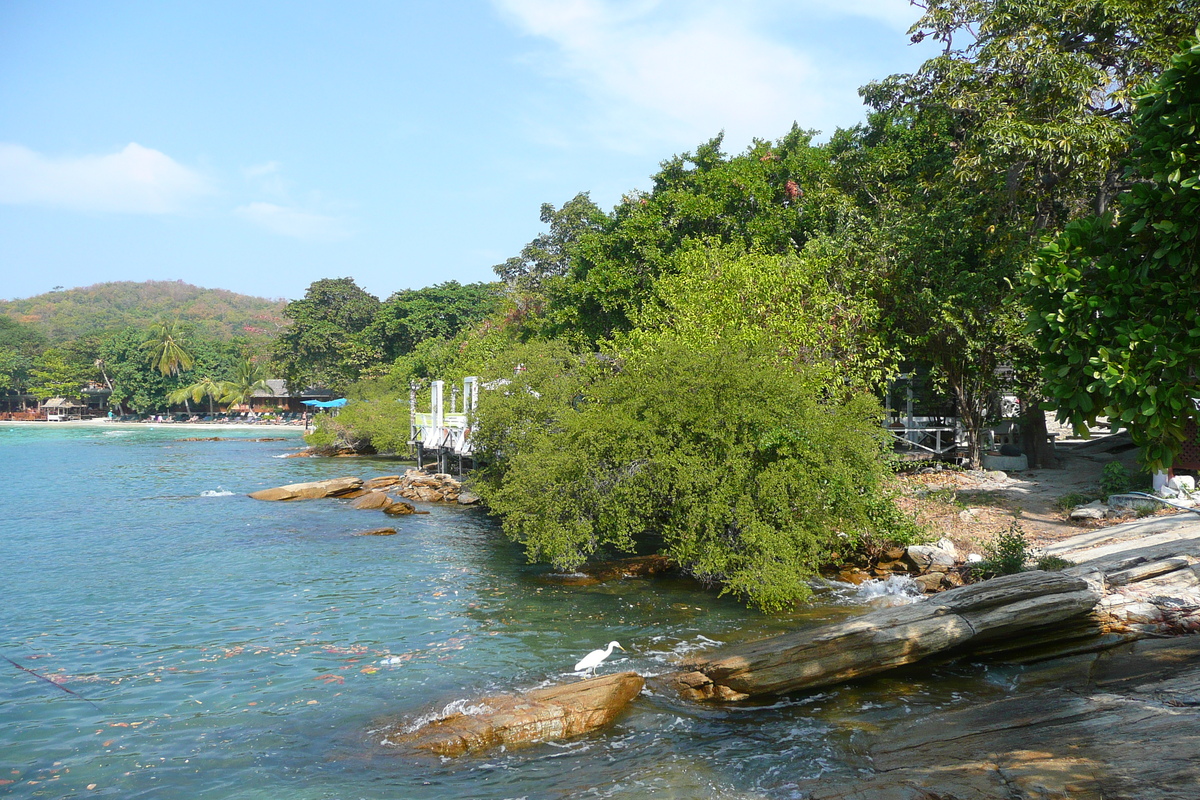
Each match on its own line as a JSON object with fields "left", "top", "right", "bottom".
{"left": 0, "top": 1, "right": 935, "bottom": 303}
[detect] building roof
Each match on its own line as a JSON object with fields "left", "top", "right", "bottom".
{"left": 43, "top": 397, "right": 85, "bottom": 408}
{"left": 252, "top": 380, "right": 335, "bottom": 399}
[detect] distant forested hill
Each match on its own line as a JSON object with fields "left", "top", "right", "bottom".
{"left": 0, "top": 281, "right": 288, "bottom": 342}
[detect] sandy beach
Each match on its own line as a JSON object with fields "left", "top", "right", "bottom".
{"left": 1, "top": 418, "right": 309, "bottom": 433}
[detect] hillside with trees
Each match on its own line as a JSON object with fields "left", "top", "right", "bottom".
{"left": 0, "top": 280, "right": 287, "bottom": 343}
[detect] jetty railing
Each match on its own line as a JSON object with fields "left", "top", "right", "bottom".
{"left": 410, "top": 377, "right": 478, "bottom": 472}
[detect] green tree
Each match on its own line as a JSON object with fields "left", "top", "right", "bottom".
{"left": 169, "top": 375, "right": 227, "bottom": 416}
{"left": 220, "top": 359, "right": 273, "bottom": 408}
{"left": 367, "top": 281, "right": 499, "bottom": 362}
{"left": 28, "top": 346, "right": 95, "bottom": 401}
{"left": 472, "top": 338, "right": 918, "bottom": 612}
{"left": 143, "top": 319, "right": 195, "bottom": 377}
{"left": 272, "top": 277, "right": 381, "bottom": 393}
{"left": 1027, "top": 32, "right": 1200, "bottom": 470}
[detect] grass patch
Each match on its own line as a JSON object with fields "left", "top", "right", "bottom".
{"left": 1054, "top": 491, "right": 1099, "bottom": 511}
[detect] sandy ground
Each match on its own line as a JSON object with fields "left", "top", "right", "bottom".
{"left": 3, "top": 419, "right": 308, "bottom": 433}
{"left": 892, "top": 428, "right": 1195, "bottom": 557}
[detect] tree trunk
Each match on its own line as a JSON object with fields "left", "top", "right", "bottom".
{"left": 1019, "top": 396, "right": 1058, "bottom": 469}
{"left": 952, "top": 377, "right": 985, "bottom": 469}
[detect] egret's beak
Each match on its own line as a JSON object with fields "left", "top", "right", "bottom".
{"left": 617, "top": 644, "right": 625, "bottom": 651}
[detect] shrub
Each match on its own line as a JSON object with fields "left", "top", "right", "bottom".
{"left": 1101, "top": 461, "right": 1132, "bottom": 498}
{"left": 1036, "top": 554, "right": 1074, "bottom": 571}
{"left": 472, "top": 337, "right": 920, "bottom": 612}
{"left": 973, "top": 521, "right": 1030, "bottom": 578}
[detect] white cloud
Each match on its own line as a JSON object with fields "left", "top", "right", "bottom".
{"left": 494, "top": 0, "right": 924, "bottom": 152}
{"left": 0, "top": 142, "right": 212, "bottom": 213}
{"left": 234, "top": 201, "right": 350, "bottom": 242}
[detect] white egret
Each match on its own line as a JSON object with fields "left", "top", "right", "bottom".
{"left": 574, "top": 641, "right": 625, "bottom": 675}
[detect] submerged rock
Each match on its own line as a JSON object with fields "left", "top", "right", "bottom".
{"left": 384, "top": 671, "right": 644, "bottom": 756}
{"left": 248, "top": 477, "right": 363, "bottom": 501}
{"left": 355, "top": 527, "right": 398, "bottom": 536}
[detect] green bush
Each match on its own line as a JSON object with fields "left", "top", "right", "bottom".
{"left": 1036, "top": 554, "right": 1074, "bottom": 571}
{"left": 1101, "top": 461, "right": 1132, "bottom": 498}
{"left": 471, "top": 337, "right": 921, "bottom": 612}
{"left": 974, "top": 522, "right": 1030, "bottom": 578}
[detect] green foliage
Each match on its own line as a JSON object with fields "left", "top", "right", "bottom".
{"left": 472, "top": 337, "right": 918, "bottom": 612}
{"left": 1027, "top": 33, "right": 1200, "bottom": 470}
{"left": 1101, "top": 461, "right": 1133, "bottom": 497}
{"left": 1036, "top": 554, "right": 1075, "bottom": 572}
{"left": 168, "top": 375, "right": 226, "bottom": 415}
{"left": 367, "top": 281, "right": 500, "bottom": 362}
{"left": 0, "top": 280, "right": 285, "bottom": 344}
{"left": 220, "top": 359, "right": 273, "bottom": 407}
{"left": 272, "top": 277, "right": 381, "bottom": 394}
{"left": 974, "top": 521, "right": 1031, "bottom": 578}
{"left": 143, "top": 319, "right": 195, "bottom": 377}
{"left": 1055, "top": 491, "right": 1100, "bottom": 511}
{"left": 620, "top": 241, "right": 894, "bottom": 389}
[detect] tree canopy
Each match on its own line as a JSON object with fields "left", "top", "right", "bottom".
{"left": 1027, "top": 31, "right": 1200, "bottom": 470}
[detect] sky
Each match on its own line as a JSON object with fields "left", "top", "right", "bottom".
{"left": 0, "top": 0, "right": 937, "bottom": 303}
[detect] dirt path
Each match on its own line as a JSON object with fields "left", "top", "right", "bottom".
{"left": 892, "top": 430, "right": 1179, "bottom": 557}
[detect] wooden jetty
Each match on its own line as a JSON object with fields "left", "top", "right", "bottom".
{"left": 409, "top": 377, "right": 478, "bottom": 474}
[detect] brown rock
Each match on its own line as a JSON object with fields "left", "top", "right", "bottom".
{"left": 673, "top": 571, "right": 1099, "bottom": 701}
{"left": 364, "top": 475, "right": 402, "bottom": 490}
{"left": 356, "top": 528, "right": 398, "bottom": 536}
{"left": 351, "top": 491, "right": 395, "bottom": 510}
{"left": 798, "top": 637, "right": 1200, "bottom": 800}
{"left": 913, "top": 572, "right": 945, "bottom": 593}
{"left": 248, "top": 476, "right": 363, "bottom": 501}
{"left": 383, "top": 501, "right": 417, "bottom": 516}
{"left": 386, "top": 671, "right": 644, "bottom": 756}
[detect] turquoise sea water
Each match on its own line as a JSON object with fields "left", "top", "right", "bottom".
{"left": 1, "top": 425, "right": 1016, "bottom": 799}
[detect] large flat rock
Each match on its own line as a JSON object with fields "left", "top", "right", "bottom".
{"left": 384, "top": 671, "right": 644, "bottom": 756}
{"left": 248, "top": 476, "right": 363, "bottom": 501}
{"left": 799, "top": 637, "right": 1200, "bottom": 800}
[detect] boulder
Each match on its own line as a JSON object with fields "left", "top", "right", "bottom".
{"left": 904, "top": 545, "right": 957, "bottom": 572}
{"left": 248, "top": 476, "right": 363, "bottom": 501}
{"left": 364, "top": 475, "right": 403, "bottom": 490}
{"left": 384, "top": 671, "right": 644, "bottom": 756}
{"left": 913, "top": 572, "right": 945, "bottom": 593}
{"left": 356, "top": 527, "right": 398, "bottom": 536}
{"left": 383, "top": 500, "right": 417, "bottom": 516}
{"left": 351, "top": 491, "right": 396, "bottom": 510}
{"left": 1070, "top": 500, "right": 1108, "bottom": 520}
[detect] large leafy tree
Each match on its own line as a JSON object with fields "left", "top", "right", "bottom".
{"left": 367, "top": 281, "right": 499, "bottom": 362}
{"left": 828, "top": 108, "right": 1026, "bottom": 466}
{"left": 272, "top": 277, "right": 381, "bottom": 394}
{"left": 1027, "top": 32, "right": 1200, "bottom": 470}
{"left": 515, "top": 128, "right": 840, "bottom": 344}
{"left": 0, "top": 317, "right": 45, "bottom": 404}
{"left": 856, "top": 0, "right": 1197, "bottom": 465}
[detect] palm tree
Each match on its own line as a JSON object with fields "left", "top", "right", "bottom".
{"left": 142, "top": 320, "right": 195, "bottom": 377}
{"left": 168, "top": 376, "right": 225, "bottom": 417}
{"left": 220, "top": 359, "right": 273, "bottom": 410}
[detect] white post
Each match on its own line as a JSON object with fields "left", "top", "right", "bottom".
{"left": 464, "top": 376, "right": 478, "bottom": 414}
{"left": 432, "top": 380, "right": 444, "bottom": 431}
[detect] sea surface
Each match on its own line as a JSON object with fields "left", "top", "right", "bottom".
{"left": 0, "top": 424, "right": 1018, "bottom": 799}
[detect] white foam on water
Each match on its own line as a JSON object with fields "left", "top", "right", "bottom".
{"left": 835, "top": 574, "right": 924, "bottom": 606}
{"left": 400, "top": 697, "right": 493, "bottom": 734}
{"left": 200, "top": 489, "right": 234, "bottom": 497}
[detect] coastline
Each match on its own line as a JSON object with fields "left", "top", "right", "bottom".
{"left": 2, "top": 418, "right": 308, "bottom": 433}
